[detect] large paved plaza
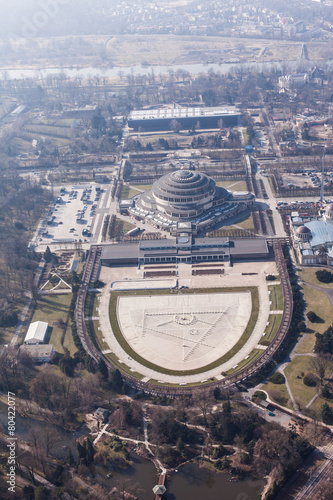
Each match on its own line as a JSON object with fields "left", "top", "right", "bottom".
{"left": 97, "top": 259, "right": 276, "bottom": 384}
{"left": 117, "top": 292, "right": 252, "bottom": 371}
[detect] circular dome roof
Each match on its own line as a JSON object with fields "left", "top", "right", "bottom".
{"left": 142, "top": 169, "right": 230, "bottom": 220}
{"left": 296, "top": 225, "right": 311, "bottom": 234}
{"left": 171, "top": 170, "right": 196, "bottom": 181}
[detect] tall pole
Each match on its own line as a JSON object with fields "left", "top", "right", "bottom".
{"left": 320, "top": 145, "right": 325, "bottom": 203}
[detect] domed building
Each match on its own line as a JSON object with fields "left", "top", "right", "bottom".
{"left": 138, "top": 170, "right": 229, "bottom": 219}
{"left": 125, "top": 169, "right": 255, "bottom": 233}
{"left": 295, "top": 225, "right": 311, "bottom": 241}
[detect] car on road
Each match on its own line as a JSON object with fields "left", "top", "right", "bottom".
{"left": 268, "top": 412, "right": 275, "bottom": 416}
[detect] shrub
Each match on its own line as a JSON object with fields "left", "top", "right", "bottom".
{"left": 316, "top": 270, "right": 333, "bottom": 283}
{"left": 315, "top": 326, "right": 333, "bottom": 354}
{"left": 307, "top": 311, "right": 318, "bottom": 323}
{"left": 268, "top": 372, "right": 285, "bottom": 385}
{"left": 252, "top": 390, "right": 267, "bottom": 402}
{"left": 303, "top": 372, "right": 318, "bottom": 387}
{"left": 321, "top": 386, "right": 332, "bottom": 399}
{"left": 321, "top": 402, "right": 333, "bottom": 424}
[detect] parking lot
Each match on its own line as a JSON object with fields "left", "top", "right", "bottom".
{"left": 34, "top": 184, "right": 104, "bottom": 251}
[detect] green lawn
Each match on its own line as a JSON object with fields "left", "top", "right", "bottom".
{"left": 268, "top": 284, "right": 284, "bottom": 310}
{"left": 262, "top": 380, "right": 291, "bottom": 408}
{"left": 8, "top": 137, "right": 32, "bottom": 154}
{"left": 216, "top": 180, "right": 247, "bottom": 191}
{"left": 30, "top": 294, "right": 74, "bottom": 354}
{"left": 296, "top": 333, "right": 316, "bottom": 354}
{"left": 226, "top": 348, "right": 263, "bottom": 375}
{"left": 261, "top": 314, "right": 282, "bottom": 344}
{"left": 302, "top": 285, "right": 333, "bottom": 334}
{"left": 108, "top": 287, "right": 259, "bottom": 377}
{"left": 114, "top": 217, "right": 136, "bottom": 236}
{"left": 120, "top": 185, "right": 141, "bottom": 200}
{"left": 233, "top": 213, "right": 257, "bottom": 232}
{"left": 299, "top": 267, "right": 333, "bottom": 289}
{"left": 0, "top": 326, "right": 16, "bottom": 346}
{"left": 309, "top": 395, "right": 333, "bottom": 413}
{"left": 131, "top": 183, "right": 153, "bottom": 191}
{"left": 284, "top": 356, "right": 318, "bottom": 410}
{"left": 25, "top": 124, "right": 72, "bottom": 138}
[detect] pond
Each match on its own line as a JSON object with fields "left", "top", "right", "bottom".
{"left": 0, "top": 401, "right": 264, "bottom": 498}
{"left": 94, "top": 453, "right": 264, "bottom": 500}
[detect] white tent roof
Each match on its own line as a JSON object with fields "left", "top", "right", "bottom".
{"left": 25, "top": 321, "right": 48, "bottom": 344}
{"left": 153, "top": 485, "right": 166, "bottom": 495}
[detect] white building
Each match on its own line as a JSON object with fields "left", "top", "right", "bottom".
{"left": 24, "top": 321, "right": 48, "bottom": 345}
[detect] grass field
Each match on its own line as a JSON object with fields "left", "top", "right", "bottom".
{"left": 309, "top": 395, "right": 333, "bottom": 413}
{"left": 25, "top": 124, "right": 72, "bottom": 138}
{"left": 8, "top": 137, "right": 32, "bottom": 154}
{"left": 131, "top": 183, "right": 153, "bottom": 192}
{"left": 299, "top": 267, "right": 333, "bottom": 289}
{"left": 30, "top": 294, "right": 74, "bottom": 354}
{"left": 295, "top": 333, "right": 317, "bottom": 354}
{"left": 113, "top": 217, "right": 136, "bottom": 236}
{"left": 302, "top": 285, "right": 333, "bottom": 334}
{"left": 120, "top": 185, "right": 141, "bottom": 200}
{"left": 232, "top": 213, "right": 256, "bottom": 232}
{"left": 108, "top": 287, "right": 259, "bottom": 377}
{"left": 262, "top": 380, "right": 291, "bottom": 408}
{"left": 216, "top": 180, "right": 247, "bottom": 191}
{"left": 0, "top": 326, "right": 16, "bottom": 346}
{"left": 284, "top": 356, "right": 318, "bottom": 410}
{"left": 226, "top": 348, "right": 263, "bottom": 375}
{"left": 261, "top": 314, "right": 282, "bottom": 344}
{"left": 268, "top": 284, "right": 284, "bottom": 310}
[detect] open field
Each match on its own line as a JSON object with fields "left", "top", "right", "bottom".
{"left": 216, "top": 180, "right": 247, "bottom": 191}
{"left": 302, "top": 285, "right": 333, "bottom": 335}
{"left": 1, "top": 35, "right": 332, "bottom": 72}
{"left": 296, "top": 333, "right": 317, "bottom": 354}
{"left": 299, "top": 267, "right": 333, "bottom": 289}
{"left": 25, "top": 124, "right": 72, "bottom": 139}
{"left": 131, "top": 183, "right": 153, "bottom": 192}
{"left": 284, "top": 356, "right": 318, "bottom": 410}
{"left": 231, "top": 213, "right": 257, "bottom": 232}
{"left": 30, "top": 294, "right": 73, "bottom": 354}
{"left": 120, "top": 185, "right": 141, "bottom": 200}
{"left": 309, "top": 395, "right": 333, "bottom": 413}
{"left": 113, "top": 218, "right": 136, "bottom": 236}
{"left": 262, "top": 380, "right": 291, "bottom": 409}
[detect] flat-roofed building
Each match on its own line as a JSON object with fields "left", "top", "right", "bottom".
{"left": 128, "top": 106, "right": 239, "bottom": 131}
{"left": 24, "top": 321, "right": 48, "bottom": 345}
{"left": 100, "top": 237, "right": 269, "bottom": 267}
{"left": 20, "top": 344, "right": 54, "bottom": 363}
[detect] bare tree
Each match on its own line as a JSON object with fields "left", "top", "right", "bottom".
{"left": 309, "top": 354, "right": 332, "bottom": 386}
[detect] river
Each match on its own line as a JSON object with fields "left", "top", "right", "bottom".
{"left": 0, "top": 59, "right": 323, "bottom": 81}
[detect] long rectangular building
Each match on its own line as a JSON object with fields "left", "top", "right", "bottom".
{"left": 128, "top": 106, "right": 240, "bottom": 131}
{"left": 101, "top": 237, "right": 269, "bottom": 266}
